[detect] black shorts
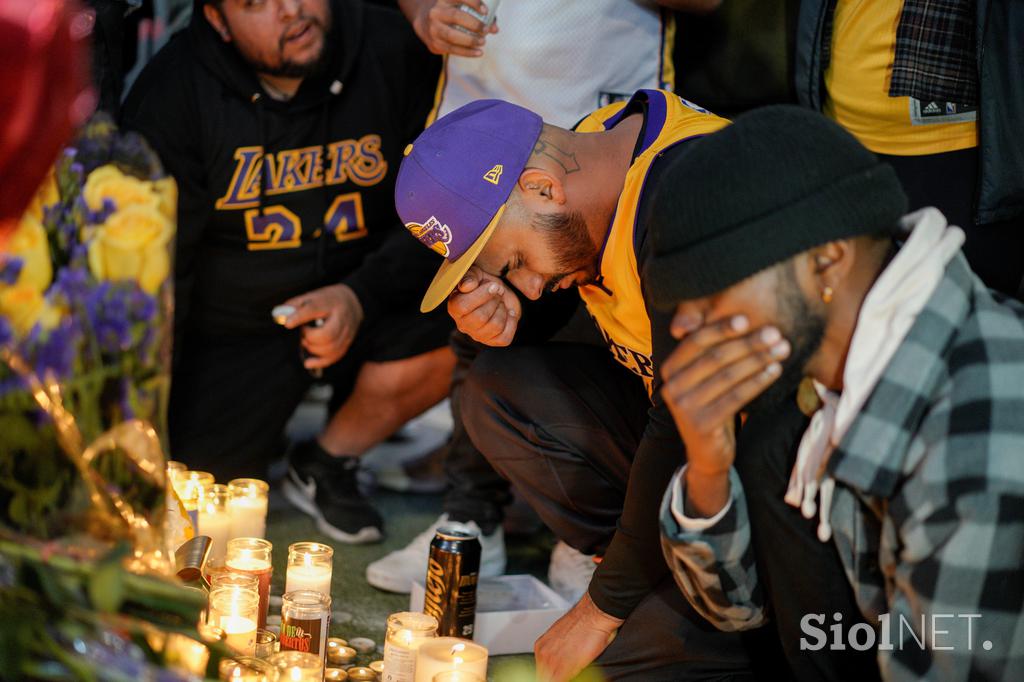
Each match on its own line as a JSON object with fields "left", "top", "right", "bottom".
{"left": 168, "top": 305, "right": 452, "bottom": 479}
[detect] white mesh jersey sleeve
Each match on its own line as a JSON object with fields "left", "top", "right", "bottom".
{"left": 432, "top": 0, "right": 673, "bottom": 128}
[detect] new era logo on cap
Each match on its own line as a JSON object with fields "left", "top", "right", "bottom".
{"left": 483, "top": 164, "right": 503, "bottom": 185}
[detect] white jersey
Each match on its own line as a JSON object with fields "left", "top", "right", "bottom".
{"left": 429, "top": 0, "right": 675, "bottom": 128}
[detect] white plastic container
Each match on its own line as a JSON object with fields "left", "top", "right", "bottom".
{"left": 410, "top": 574, "right": 569, "bottom": 655}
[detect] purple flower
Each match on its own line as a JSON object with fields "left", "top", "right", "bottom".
{"left": 86, "top": 283, "right": 132, "bottom": 355}
{"left": 83, "top": 196, "right": 117, "bottom": 226}
{"left": 0, "top": 256, "right": 23, "bottom": 285}
{"left": 0, "top": 316, "right": 12, "bottom": 348}
{"left": 27, "top": 317, "right": 81, "bottom": 382}
{"left": 84, "top": 282, "right": 158, "bottom": 358}
{"left": 51, "top": 267, "right": 93, "bottom": 309}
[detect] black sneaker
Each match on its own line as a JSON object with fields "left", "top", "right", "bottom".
{"left": 282, "top": 440, "right": 384, "bottom": 544}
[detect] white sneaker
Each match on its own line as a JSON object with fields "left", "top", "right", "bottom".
{"left": 365, "top": 514, "right": 507, "bottom": 593}
{"left": 547, "top": 541, "right": 597, "bottom": 604}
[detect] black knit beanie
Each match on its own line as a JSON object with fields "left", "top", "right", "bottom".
{"left": 643, "top": 105, "right": 908, "bottom": 308}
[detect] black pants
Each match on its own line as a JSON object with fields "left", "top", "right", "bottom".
{"left": 169, "top": 307, "right": 451, "bottom": 480}
{"left": 879, "top": 147, "right": 1024, "bottom": 298}
{"left": 442, "top": 289, "right": 586, "bottom": 533}
{"left": 735, "top": 400, "right": 881, "bottom": 682}
{"left": 460, "top": 342, "right": 774, "bottom": 680}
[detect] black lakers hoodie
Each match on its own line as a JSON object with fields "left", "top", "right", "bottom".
{"left": 121, "top": 0, "right": 441, "bottom": 352}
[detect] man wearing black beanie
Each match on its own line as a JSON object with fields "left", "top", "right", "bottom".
{"left": 650, "top": 106, "right": 1024, "bottom": 680}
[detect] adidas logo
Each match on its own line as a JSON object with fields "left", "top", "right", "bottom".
{"left": 923, "top": 101, "right": 942, "bottom": 114}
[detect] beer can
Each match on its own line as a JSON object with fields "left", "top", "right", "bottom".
{"left": 422, "top": 524, "right": 481, "bottom": 638}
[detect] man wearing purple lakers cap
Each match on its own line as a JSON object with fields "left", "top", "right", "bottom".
{"left": 392, "top": 91, "right": 781, "bottom": 680}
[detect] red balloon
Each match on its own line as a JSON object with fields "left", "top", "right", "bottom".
{"left": 0, "top": 0, "right": 95, "bottom": 244}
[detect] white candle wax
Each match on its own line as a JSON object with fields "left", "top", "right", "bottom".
{"left": 225, "top": 555, "right": 271, "bottom": 572}
{"left": 198, "top": 509, "right": 231, "bottom": 563}
{"left": 285, "top": 563, "right": 332, "bottom": 597}
{"left": 229, "top": 496, "right": 268, "bottom": 540}
{"left": 225, "top": 554, "right": 273, "bottom": 630}
{"left": 220, "top": 615, "right": 257, "bottom": 656}
{"left": 413, "top": 638, "right": 487, "bottom": 682}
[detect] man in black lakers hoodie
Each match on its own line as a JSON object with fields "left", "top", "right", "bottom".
{"left": 122, "top": 0, "right": 454, "bottom": 543}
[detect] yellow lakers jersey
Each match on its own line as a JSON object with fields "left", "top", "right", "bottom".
{"left": 575, "top": 89, "right": 729, "bottom": 394}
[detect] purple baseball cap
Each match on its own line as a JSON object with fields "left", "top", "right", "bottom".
{"left": 396, "top": 99, "right": 543, "bottom": 312}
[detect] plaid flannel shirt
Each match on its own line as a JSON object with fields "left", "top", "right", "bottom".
{"left": 817, "top": 0, "right": 978, "bottom": 106}
{"left": 890, "top": 0, "right": 978, "bottom": 106}
{"left": 661, "top": 254, "right": 1024, "bottom": 680}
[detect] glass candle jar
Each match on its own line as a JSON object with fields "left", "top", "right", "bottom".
{"left": 267, "top": 651, "right": 322, "bottom": 682}
{"left": 432, "top": 673, "right": 484, "bottom": 682}
{"left": 413, "top": 638, "right": 487, "bottom": 682}
{"left": 255, "top": 629, "right": 278, "bottom": 659}
{"left": 209, "top": 586, "right": 259, "bottom": 657}
{"left": 279, "top": 590, "right": 332, "bottom": 666}
{"left": 180, "top": 471, "right": 215, "bottom": 519}
{"left": 219, "top": 656, "right": 280, "bottom": 682}
{"left": 199, "top": 483, "right": 232, "bottom": 562}
{"left": 211, "top": 571, "right": 260, "bottom": 594}
{"left": 166, "top": 460, "right": 187, "bottom": 486}
{"left": 382, "top": 612, "right": 438, "bottom": 682}
{"left": 228, "top": 478, "right": 269, "bottom": 540}
{"left": 284, "top": 542, "right": 334, "bottom": 597}
{"left": 226, "top": 538, "right": 273, "bottom": 630}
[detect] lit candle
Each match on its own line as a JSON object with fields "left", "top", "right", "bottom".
{"left": 325, "top": 668, "right": 349, "bottom": 681}
{"left": 228, "top": 478, "right": 269, "bottom": 540}
{"left": 209, "top": 587, "right": 259, "bottom": 657}
{"left": 218, "top": 656, "right": 278, "bottom": 681}
{"left": 279, "top": 590, "right": 332, "bottom": 667}
{"left": 211, "top": 571, "right": 260, "bottom": 594}
{"left": 254, "top": 629, "right": 278, "bottom": 659}
{"left": 432, "top": 672, "right": 484, "bottom": 682}
{"left": 179, "top": 470, "right": 215, "bottom": 529}
{"left": 226, "top": 538, "right": 274, "bottom": 630}
{"left": 413, "top": 638, "right": 487, "bottom": 682}
{"left": 327, "top": 640, "right": 357, "bottom": 666}
{"left": 285, "top": 542, "right": 333, "bottom": 597}
{"left": 347, "top": 668, "right": 378, "bottom": 682}
{"left": 221, "top": 615, "right": 259, "bottom": 655}
{"left": 166, "top": 460, "right": 187, "bottom": 486}
{"left": 200, "top": 483, "right": 232, "bottom": 563}
{"left": 383, "top": 611, "right": 438, "bottom": 682}
{"left": 268, "top": 651, "right": 322, "bottom": 682}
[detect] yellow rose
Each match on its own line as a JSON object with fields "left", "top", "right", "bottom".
{"left": 154, "top": 177, "right": 178, "bottom": 222}
{"left": 82, "top": 164, "right": 159, "bottom": 214}
{"left": 88, "top": 204, "right": 173, "bottom": 294}
{"left": 0, "top": 284, "right": 60, "bottom": 335}
{"left": 6, "top": 213, "right": 52, "bottom": 291}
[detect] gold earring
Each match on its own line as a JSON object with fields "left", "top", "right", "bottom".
{"left": 821, "top": 286, "right": 834, "bottom": 304}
